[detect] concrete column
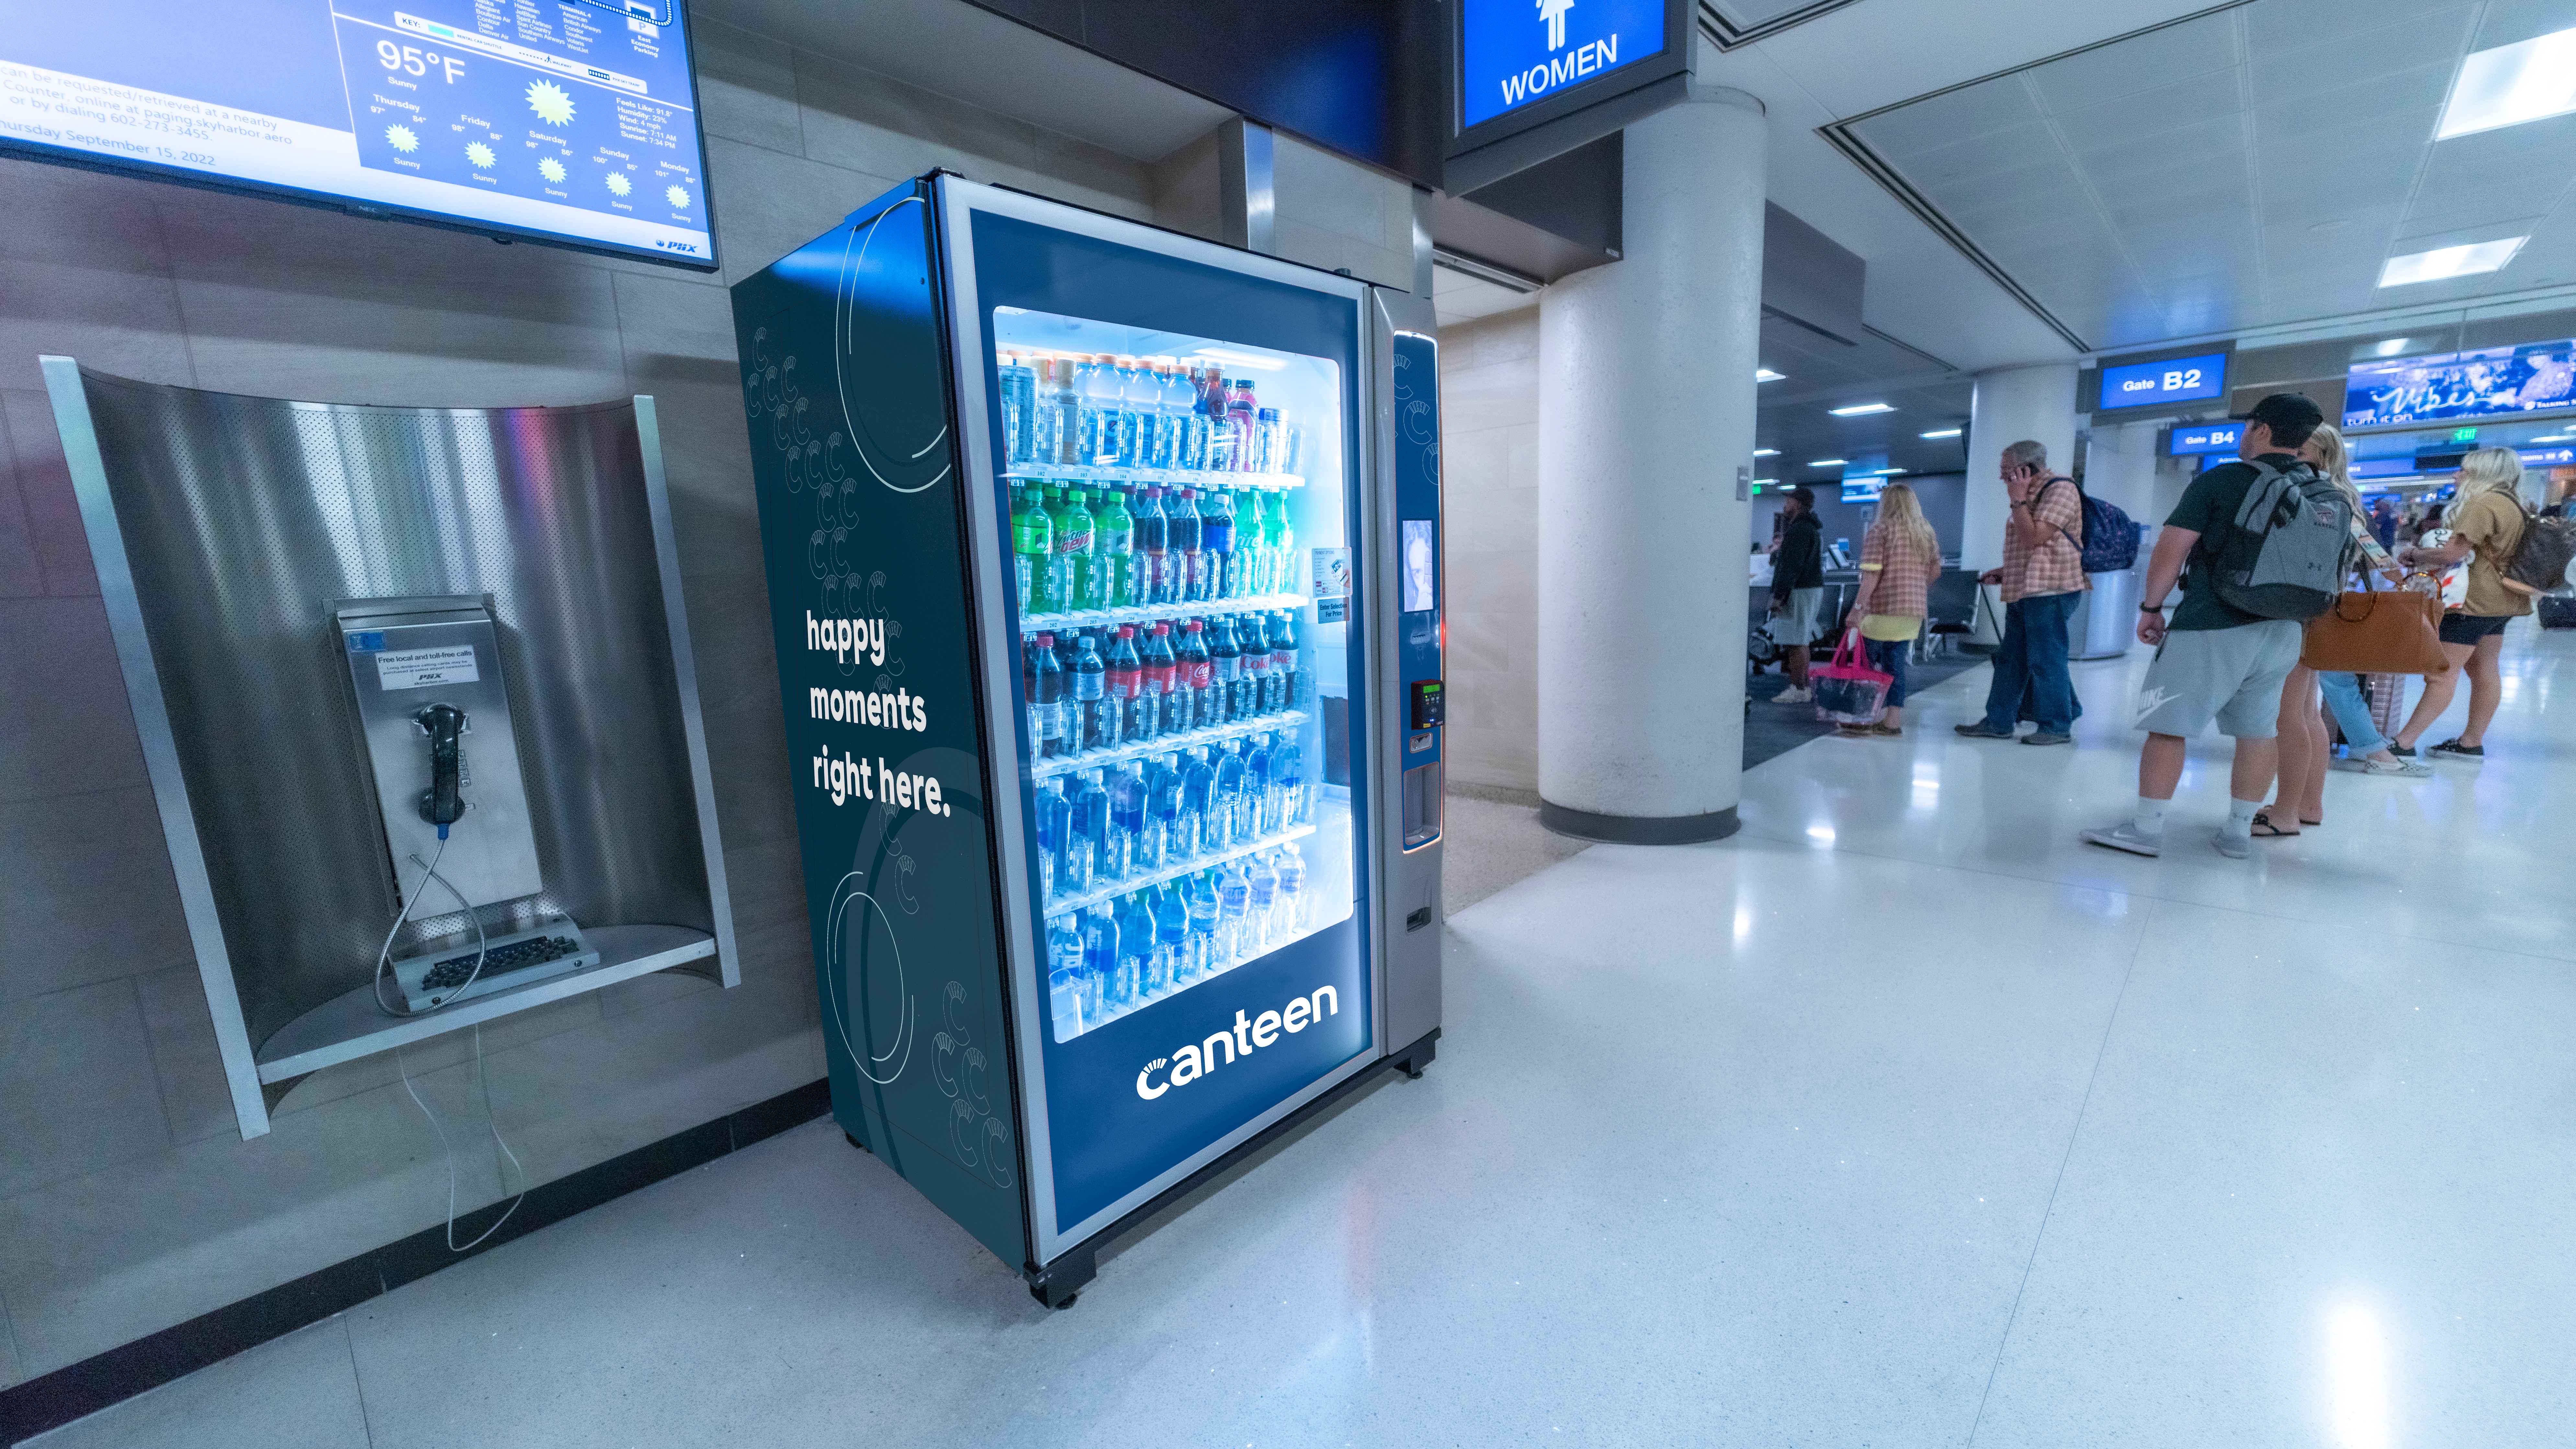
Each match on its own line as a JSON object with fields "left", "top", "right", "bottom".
{"left": 1535, "top": 86, "right": 1765, "bottom": 844}
{"left": 1961, "top": 363, "right": 2079, "bottom": 571}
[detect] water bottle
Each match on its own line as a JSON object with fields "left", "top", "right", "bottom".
{"left": 1273, "top": 842, "right": 1306, "bottom": 935}
{"left": 1252, "top": 406, "right": 1281, "bottom": 475}
{"left": 1215, "top": 860, "right": 1251, "bottom": 965}
{"left": 1244, "top": 850, "right": 1278, "bottom": 951}
{"left": 1269, "top": 728, "right": 1305, "bottom": 829}
{"left": 1069, "top": 768, "right": 1111, "bottom": 890}
{"left": 1150, "top": 881, "right": 1189, "bottom": 995}
{"left": 1032, "top": 778, "right": 1068, "bottom": 901}
{"left": 1212, "top": 738, "right": 1249, "bottom": 846}
{"left": 1073, "top": 356, "right": 1108, "bottom": 464}
{"left": 1114, "top": 892, "right": 1156, "bottom": 1011}
{"left": 1244, "top": 732, "right": 1276, "bottom": 835}
{"left": 1030, "top": 356, "right": 1063, "bottom": 465}
{"left": 1114, "top": 356, "right": 1151, "bottom": 466}
{"left": 1184, "top": 869, "right": 1222, "bottom": 979}
{"left": 1178, "top": 748, "right": 1217, "bottom": 861}
{"left": 1046, "top": 912, "right": 1085, "bottom": 1038}
{"left": 1108, "top": 762, "right": 1147, "bottom": 881}
{"left": 1144, "top": 751, "right": 1184, "bottom": 870}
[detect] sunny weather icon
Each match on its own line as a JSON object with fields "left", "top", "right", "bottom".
{"left": 465, "top": 142, "right": 496, "bottom": 169}
{"left": 604, "top": 171, "right": 633, "bottom": 196}
{"left": 664, "top": 184, "right": 691, "bottom": 209}
{"left": 538, "top": 156, "right": 568, "bottom": 183}
{"left": 527, "top": 80, "right": 576, "bottom": 126}
{"left": 385, "top": 124, "right": 419, "bottom": 153}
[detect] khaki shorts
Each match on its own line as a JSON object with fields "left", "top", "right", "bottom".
{"left": 2134, "top": 621, "right": 2303, "bottom": 738}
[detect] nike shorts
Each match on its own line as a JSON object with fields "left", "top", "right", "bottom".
{"left": 2134, "top": 620, "right": 2304, "bottom": 739}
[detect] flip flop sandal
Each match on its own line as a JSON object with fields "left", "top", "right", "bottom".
{"left": 2249, "top": 810, "right": 2301, "bottom": 838}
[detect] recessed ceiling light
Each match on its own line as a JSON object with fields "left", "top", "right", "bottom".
{"left": 1919, "top": 427, "right": 1962, "bottom": 439}
{"left": 2438, "top": 27, "right": 2576, "bottom": 139}
{"left": 2373, "top": 338, "right": 2412, "bottom": 357}
{"left": 1829, "top": 402, "right": 1895, "bottom": 416}
{"left": 1869, "top": 467, "right": 1904, "bottom": 475}
{"left": 1753, "top": 478, "right": 1777, "bottom": 486}
{"left": 2533, "top": 433, "right": 2572, "bottom": 443}
{"left": 2379, "top": 238, "right": 2525, "bottom": 287}
{"left": 1808, "top": 458, "right": 1847, "bottom": 468}
{"left": 1753, "top": 447, "right": 1779, "bottom": 457}
{"left": 1756, "top": 368, "right": 1786, "bottom": 382}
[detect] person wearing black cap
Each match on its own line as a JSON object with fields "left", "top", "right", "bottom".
{"left": 2084, "top": 392, "right": 2329, "bottom": 860}
{"left": 1768, "top": 486, "right": 1827, "bottom": 702}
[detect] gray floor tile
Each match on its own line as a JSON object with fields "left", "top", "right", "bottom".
{"left": 24, "top": 1319, "right": 369, "bottom": 1449}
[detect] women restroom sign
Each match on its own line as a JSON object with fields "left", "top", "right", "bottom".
{"left": 1459, "top": 0, "right": 1669, "bottom": 128}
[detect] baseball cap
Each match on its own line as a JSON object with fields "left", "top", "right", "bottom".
{"left": 1787, "top": 485, "right": 1816, "bottom": 507}
{"left": 2232, "top": 392, "right": 2325, "bottom": 435}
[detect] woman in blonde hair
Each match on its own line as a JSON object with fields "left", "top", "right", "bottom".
{"left": 2390, "top": 446, "right": 2530, "bottom": 762}
{"left": 1841, "top": 482, "right": 1940, "bottom": 736}
{"left": 2254, "top": 425, "right": 2418, "bottom": 837}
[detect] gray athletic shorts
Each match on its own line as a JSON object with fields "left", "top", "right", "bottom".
{"left": 1775, "top": 586, "right": 1826, "bottom": 646}
{"left": 2134, "top": 620, "right": 2304, "bottom": 738}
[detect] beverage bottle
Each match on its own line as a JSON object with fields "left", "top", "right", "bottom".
{"left": 1108, "top": 761, "right": 1148, "bottom": 876}
{"left": 1033, "top": 778, "right": 1070, "bottom": 902}
{"left": 1235, "top": 492, "right": 1267, "bottom": 596}
{"left": 1094, "top": 486, "right": 1135, "bottom": 607}
{"left": 1011, "top": 487, "right": 1052, "bottom": 614}
{"left": 1070, "top": 767, "right": 1112, "bottom": 888}
{"left": 1133, "top": 487, "right": 1171, "bottom": 605}
{"left": 1080, "top": 904, "right": 1124, "bottom": 1013}
{"left": 1030, "top": 356, "right": 1062, "bottom": 465}
{"left": 1215, "top": 860, "right": 1252, "bottom": 964}
{"left": 1178, "top": 747, "right": 1217, "bottom": 861}
{"left": 1269, "top": 494, "right": 1296, "bottom": 597}
{"left": 1105, "top": 625, "right": 1144, "bottom": 744}
{"left": 1242, "top": 647, "right": 1271, "bottom": 718}
{"left": 1079, "top": 355, "right": 1118, "bottom": 464}
{"left": 1176, "top": 620, "right": 1214, "bottom": 731}
{"left": 1146, "top": 360, "right": 1181, "bottom": 469}
{"left": 1143, "top": 621, "right": 1183, "bottom": 738}
{"left": 1144, "top": 751, "right": 1185, "bottom": 869}
{"left": 1244, "top": 731, "right": 1276, "bottom": 835}
{"left": 1167, "top": 488, "right": 1203, "bottom": 603}
{"left": 1052, "top": 355, "right": 1084, "bottom": 464}
{"left": 1059, "top": 489, "right": 1102, "bottom": 612}
{"left": 1113, "top": 891, "right": 1156, "bottom": 1009}
{"left": 1066, "top": 633, "right": 1108, "bottom": 753}
{"left": 1180, "top": 365, "right": 1214, "bottom": 470}
{"left": 1253, "top": 406, "right": 1282, "bottom": 475}
{"left": 1205, "top": 377, "right": 1238, "bottom": 473}
{"left": 1028, "top": 632, "right": 1067, "bottom": 758}
{"left": 1226, "top": 380, "right": 1259, "bottom": 472}
{"left": 1200, "top": 488, "right": 1236, "bottom": 598}
{"left": 1149, "top": 879, "right": 1189, "bottom": 994}
{"left": 997, "top": 352, "right": 1025, "bottom": 465}
{"left": 1205, "top": 616, "right": 1241, "bottom": 726}
{"left": 1273, "top": 842, "right": 1307, "bottom": 933}
{"left": 1047, "top": 911, "right": 1087, "bottom": 1038}
{"left": 1212, "top": 737, "right": 1249, "bottom": 845}
{"left": 1252, "top": 613, "right": 1282, "bottom": 713}
{"left": 1243, "top": 848, "right": 1278, "bottom": 950}
{"left": 1274, "top": 611, "right": 1305, "bottom": 708}
{"left": 1109, "top": 356, "right": 1145, "bottom": 466}
{"left": 1184, "top": 868, "right": 1222, "bottom": 978}
{"left": 1271, "top": 726, "right": 1307, "bottom": 827}
{"left": 1039, "top": 486, "right": 1073, "bottom": 612}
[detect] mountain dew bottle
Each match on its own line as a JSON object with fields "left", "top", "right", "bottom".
{"left": 1012, "top": 487, "right": 1052, "bottom": 613}
{"left": 1094, "top": 486, "right": 1137, "bottom": 606}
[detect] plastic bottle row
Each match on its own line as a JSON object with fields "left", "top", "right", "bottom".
{"left": 1012, "top": 480, "right": 1298, "bottom": 614}
{"left": 1047, "top": 845, "right": 1315, "bottom": 1042}
{"left": 1032, "top": 738, "right": 1310, "bottom": 910}
{"left": 1025, "top": 614, "right": 1305, "bottom": 758}
{"left": 997, "top": 352, "right": 1302, "bottom": 476}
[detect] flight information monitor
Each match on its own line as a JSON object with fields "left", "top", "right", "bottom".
{"left": 0, "top": 1, "right": 716, "bottom": 269}
{"left": 2096, "top": 351, "right": 2228, "bottom": 411}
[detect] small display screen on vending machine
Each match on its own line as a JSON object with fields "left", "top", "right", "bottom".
{"left": 1401, "top": 520, "right": 1436, "bottom": 613}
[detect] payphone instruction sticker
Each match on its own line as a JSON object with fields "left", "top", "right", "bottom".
{"left": 374, "top": 646, "right": 480, "bottom": 690}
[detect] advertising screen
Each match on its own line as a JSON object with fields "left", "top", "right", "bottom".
{"left": 2097, "top": 351, "right": 2228, "bottom": 411}
{"left": 0, "top": 0, "right": 716, "bottom": 269}
{"left": 1458, "top": 0, "right": 1668, "bottom": 129}
{"left": 2343, "top": 341, "right": 2576, "bottom": 429}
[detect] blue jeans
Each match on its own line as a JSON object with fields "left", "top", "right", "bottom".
{"left": 2317, "top": 671, "right": 2387, "bottom": 755}
{"left": 1982, "top": 591, "right": 2081, "bottom": 734}
{"left": 1864, "top": 636, "right": 1911, "bottom": 707}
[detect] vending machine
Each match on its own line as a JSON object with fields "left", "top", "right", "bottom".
{"left": 730, "top": 173, "right": 1444, "bottom": 1306}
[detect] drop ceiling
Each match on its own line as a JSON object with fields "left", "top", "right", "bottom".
{"left": 1754, "top": 318, "right": 1971, "bottom": 481}
{"left": 1832, "top": 0, "right": 2576, "bottom": 353}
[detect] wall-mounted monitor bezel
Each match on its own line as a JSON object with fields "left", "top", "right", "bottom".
{"left": 2091, "top": 348, "right": 2230, "bottom": 413}
{"left": 0, "top": 1, "right": 721, "bottom": 272}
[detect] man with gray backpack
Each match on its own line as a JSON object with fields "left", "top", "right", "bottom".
{"left": 2085, "top": 394, "right": 2350, "bottom": 860}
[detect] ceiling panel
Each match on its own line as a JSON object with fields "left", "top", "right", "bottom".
{"left": 1841, "top": 0, "right": 2576, "bottom": 351}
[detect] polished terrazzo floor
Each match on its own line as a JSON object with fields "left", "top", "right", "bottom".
{"left": 35, "top": 630, "right": 2576, "bottom": 1448}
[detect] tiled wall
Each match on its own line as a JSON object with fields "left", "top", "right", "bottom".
{"left": 0, "top": 10, "right": 1353, "bottom": 1387}
{"left": 1436, "top": 308, "right": 1541, "bottom": 794}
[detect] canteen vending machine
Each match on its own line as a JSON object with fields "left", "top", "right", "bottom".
{"left": 730, "top": 173, "right": 1444, "bottom": 1306}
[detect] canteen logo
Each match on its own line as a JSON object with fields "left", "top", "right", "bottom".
{"left": 1134, "top": 986, "right": 1340, "bottom": 1099}
{"left": 1540, "top": 0, "right": 1574, "bottom": 50}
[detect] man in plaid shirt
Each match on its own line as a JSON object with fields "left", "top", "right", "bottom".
{"left": 1956, "top": 439, "right": 2089, "bottom": 745}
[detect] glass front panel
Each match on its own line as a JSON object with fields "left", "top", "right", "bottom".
{"left": 989, "top": 309, "right": 1359, "bottom": 1043}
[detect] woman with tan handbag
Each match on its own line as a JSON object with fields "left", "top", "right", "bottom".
{"left": 2253, "top": 425, "right": 2414, "bottom": 837}
{"left": 2388, "top": 447, "right": 2531, "bottom": 763}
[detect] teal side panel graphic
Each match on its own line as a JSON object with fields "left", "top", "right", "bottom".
{"left": 729, "top": 179, "right": 1028, "bottom": 1267}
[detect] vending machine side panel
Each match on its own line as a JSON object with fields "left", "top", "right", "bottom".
{"left": 730, "top": 178, "right": 1030, "bottom": 1268}
{"left": 1373, "top": 290, "right": 1445, "bottom": 1057}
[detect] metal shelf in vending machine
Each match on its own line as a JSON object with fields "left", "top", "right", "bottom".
{"left": 730, "top": 171, "right": 1446, "bottom": 1308}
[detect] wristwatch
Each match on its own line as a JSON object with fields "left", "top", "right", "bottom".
{"left": 2140, "top": 601, "right": 2167, "bottom": 612}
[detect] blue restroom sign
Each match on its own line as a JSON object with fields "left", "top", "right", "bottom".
{"left": 1460, "top": 0, "right": 1670, "bottom": 128}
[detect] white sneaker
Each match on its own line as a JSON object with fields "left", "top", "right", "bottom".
{"left": 2211, "top": 829, "right": 2250, "bottom": 860}
{"left": 2357, "top": 754, "right": 2432, "bottom": 778}
{"left": 1775, "top": 686, "right": 1812, "bottom": 704}
{"left": 2081, "top": 822, "right": 2162, "bottom": 856}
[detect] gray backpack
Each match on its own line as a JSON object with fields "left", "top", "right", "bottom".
{"left": 2210, "top": 458, "right": 2352, "bottom": 620}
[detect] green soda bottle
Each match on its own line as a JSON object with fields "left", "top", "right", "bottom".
{"left": 1058, "top": 487, "right": 1099, "bottom": 612}
{"left": 1094, "top": 485, "right": 1136, "bottom": 607}
{"left": 1012, "top": 487, "right": 1052, "bottom": 613}
{"left": 1263, "top": 488, "right": 1294, "bottom": 597}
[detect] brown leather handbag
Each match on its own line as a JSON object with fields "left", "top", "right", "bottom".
{"left": 2301, "top": 574, "right": 2446, "bottom": 674}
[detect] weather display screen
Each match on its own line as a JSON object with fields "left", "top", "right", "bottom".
{"left": 2344, "top": 341, "right": 2576, "bottom": 428}
{"left": 0, "top": 0, "right": 715, "bottom": 268}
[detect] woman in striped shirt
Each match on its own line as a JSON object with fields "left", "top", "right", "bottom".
{"left": 1843, "top": 483, "right": 1941, "bottom": 737}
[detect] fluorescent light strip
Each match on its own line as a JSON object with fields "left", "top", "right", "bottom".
{"left": 2438, "top": 27, "right": 2576, "bottom": 139}
{"left": 2378, "top": 238, "right": 2524, "bottom": 288}
{"left": 1808, "top": 458, "right": 1847, "bottom": 467}
{"left": 2372, "top": 338, "right": 2410, "bottom": 357}
{"left": 1752, "top": 448, "right": 1778, "bottom": 457}
{"left": 1829, "top": 402, "right": 1894, "bottom": 416}
{"left": 1756, "top": 368, "right": 1786, "bottom": 382}
{"left": 1919, "top": 427, "right": 1961, "bottom": 439}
